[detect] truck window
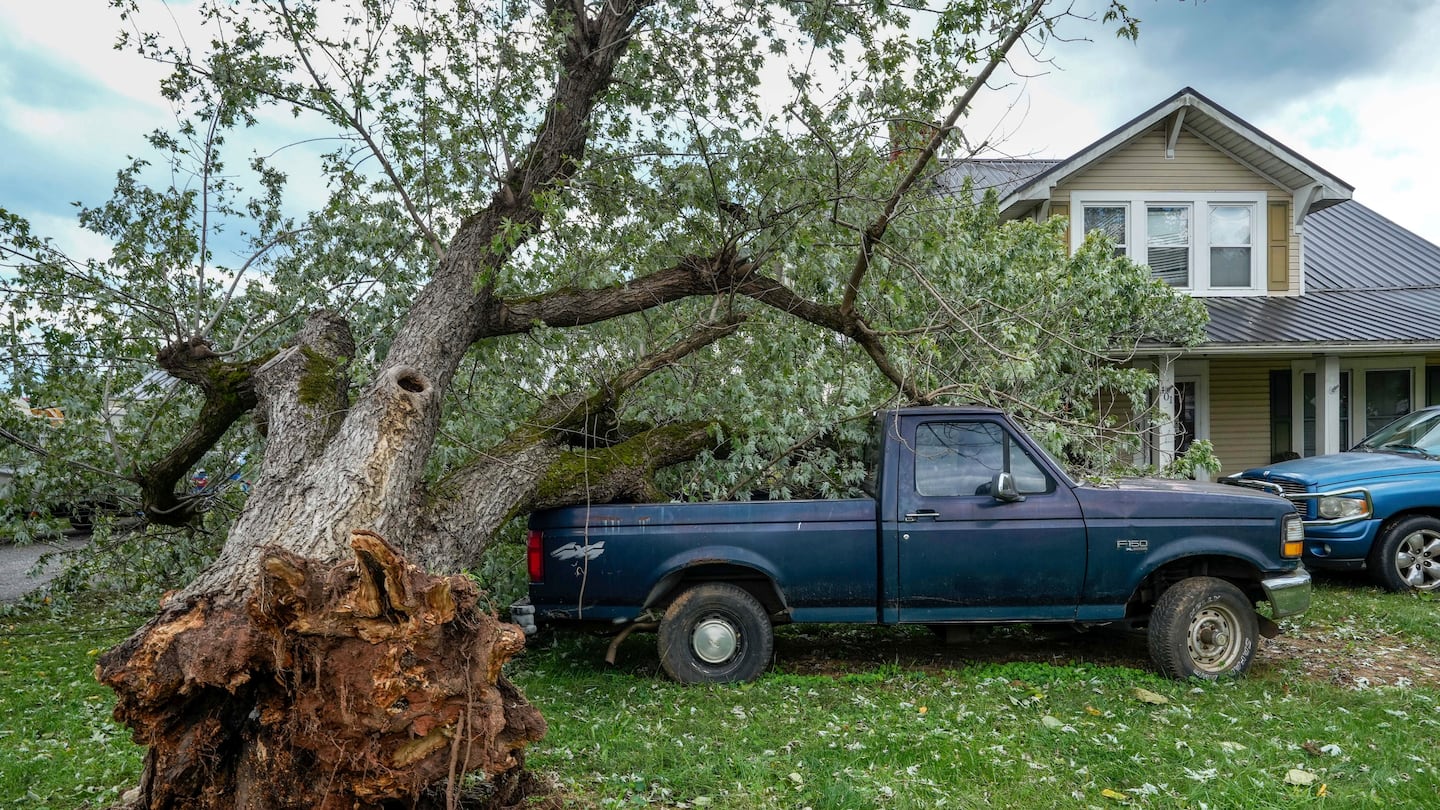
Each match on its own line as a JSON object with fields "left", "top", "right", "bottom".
{"left": 860, "top": 414, "right": 884, "bottom": 497}
{"left": 914, "top": 421, "right": 1051, "bottom": 497}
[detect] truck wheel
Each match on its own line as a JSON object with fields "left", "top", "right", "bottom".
{"left": 1147, "top": 577, "right": 1257, "bottom": 680}
{"left": 1369, "top": 515, "right": 1440, "bottom": 592}
{"left": 658, "top": 583, "right": 773, "bottom": 684}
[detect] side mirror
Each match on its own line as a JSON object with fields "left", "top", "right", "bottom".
{"left": 991, "top": 471, "right": 1025, "bottom": 503}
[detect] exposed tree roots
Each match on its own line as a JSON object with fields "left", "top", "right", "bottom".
{"left": 97, "top": 531, "right": 546, "bottom": 809}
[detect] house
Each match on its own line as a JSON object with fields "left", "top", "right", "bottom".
{"left": 939, "top": 87, "right": 1440, "bottom": 476}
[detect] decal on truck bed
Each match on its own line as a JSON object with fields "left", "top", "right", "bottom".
{"left": 552, "top": 541, "right": 606, "bottom": 561}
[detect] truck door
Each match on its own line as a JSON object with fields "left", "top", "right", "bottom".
{"left": 894, "top": 417, "right": 1086, "bottom": 621}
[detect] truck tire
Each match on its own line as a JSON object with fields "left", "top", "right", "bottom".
{"left": 1369, "top": 515, "right": 1440, "bottom": 592}
{"left": 658, "top": 583, "right": 773, "bottom": 684}
{"left": 1147, "top": 577, "right": 1257, "bottom": 680}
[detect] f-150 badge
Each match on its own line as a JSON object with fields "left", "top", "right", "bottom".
{"left": 552, "top": 542, "right": 606, "bottom": 561}
{"left": 1115, "top": 539, "right": 1148, "bottom": 552}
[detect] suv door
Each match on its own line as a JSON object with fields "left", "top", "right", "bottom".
{"left": 894, "top": 417, "right": 1086, "bottom": 621}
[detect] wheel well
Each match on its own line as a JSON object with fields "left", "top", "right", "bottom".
{"left": 644, "top": 563, "right": 787, "bottom": 618}
{"left": 1375, "top": 508, "right": 1440, "bottom": 541}
{"left": 1129, "top": 556, "right": 1265, "bottom": 616}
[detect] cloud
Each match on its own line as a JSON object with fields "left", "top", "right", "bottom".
{"left": 959, "top": 0, "right": 1440, "bottom": 243}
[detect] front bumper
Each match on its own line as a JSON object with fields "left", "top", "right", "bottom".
{"left": 1261, "top": 567, "right": 1312, "bottom": 618}
{"left": 1299, "top": 517, "right": 1382, "bottom": 566}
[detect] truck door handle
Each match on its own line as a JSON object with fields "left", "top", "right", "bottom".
{"left": 905, "top": 509, "right": 940, "bottom": 522}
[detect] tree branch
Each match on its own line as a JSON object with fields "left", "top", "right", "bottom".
{"left": 137, "top": 338, "right": 262, "bottom": 525}
{"left": 838, "top": 0, "right": 1049, "bottom": 317}
{"left": 276, "top": 0, "right": 446, "bottom": 258}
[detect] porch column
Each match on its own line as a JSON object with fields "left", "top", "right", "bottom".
{"left": 1155, "top": 355, "right": 1177, "bottom": 468}
{"left": 1315, "top": 353, "right": 1342, "bottom": 455}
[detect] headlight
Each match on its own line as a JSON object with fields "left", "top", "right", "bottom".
{"left": 1317, "top": 494, "right": 1371, "bottom": 520}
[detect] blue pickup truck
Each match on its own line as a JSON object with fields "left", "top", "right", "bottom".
{"left": 511, "top": 407, "right": 1310, "bottom": 683}
{"left": 1229, "top": 405, "right": 1440, "bottom": 592}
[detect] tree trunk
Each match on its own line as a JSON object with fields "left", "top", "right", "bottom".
{"left": 97, "top": 531, "right": 545, "bottom": 810}
{"left": 93, "top": 4, "right": 748, "bottom": 805}
{"left": 96, "top": 310, "right": 556, "bottom": 809}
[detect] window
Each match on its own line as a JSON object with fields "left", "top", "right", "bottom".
{"left": 1147, "top": 205, "right": 1190, "bottom": 287}
{"left": 1083, "top": 205, "right": 1127, "bottom": 257}
{"left": 1208, "top": 204, "right": 1253, "bottom": 287}
{"left": 1071, "top": 191, "right": 1267, "bottom": 295}
{"left": 1365, "top": 369, "right": 1412, "bottom": 437}
{"left": 914, "top": 422, "right": 1050, "bottom": 497}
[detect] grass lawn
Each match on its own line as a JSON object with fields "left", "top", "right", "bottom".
{"left": 0, "top": 599, "right": 145, "bottom": 809}
{"left": 3, "top": 579, "right": 1439, "bottom": 808}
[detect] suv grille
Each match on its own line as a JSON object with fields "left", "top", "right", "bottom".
{"left": 1268, "top": 478, "right": 1310, "bottom": 497}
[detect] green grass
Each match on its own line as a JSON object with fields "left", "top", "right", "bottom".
{"left": 4, "top": 580, "right": 1440, "bottom": 808}
{"left": 515, "top": 624, "right": 1440, "bottom": 809}
{"left": 0, "top": 597, "right": 146, "bottom": 809}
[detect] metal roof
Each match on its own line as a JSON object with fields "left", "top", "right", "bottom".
{"left": 1203, "top": 288, "right": 1440, "bottom": 348}
{"left": 1303, "top": 201, "right": 1440, "bottom": 292}
{"left": 934, "top": 159, "right": 1059, "bottom": 202}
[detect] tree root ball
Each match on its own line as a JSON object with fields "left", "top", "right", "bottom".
{"left": 97, "top": 530, "right": 547, "bottom": 810}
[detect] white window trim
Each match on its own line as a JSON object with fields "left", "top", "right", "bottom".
{"left": 1070, "top": 191, "right": 1269, "bottom": 297}
{"left": 1289, "top": 356, "right": 1424, "bottom": 453}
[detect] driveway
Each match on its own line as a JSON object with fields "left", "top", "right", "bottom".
{"left": 0, "top": 536, "right": 88, "bottom": 602}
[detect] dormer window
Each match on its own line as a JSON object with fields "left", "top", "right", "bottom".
{"left": 1071, "top": 191, "right": 1268, "bottom": 296}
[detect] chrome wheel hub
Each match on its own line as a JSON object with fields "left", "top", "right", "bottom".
{"left": 692, "top": 617, "right": 739, "bottom": 664}
{"left": 1396, "top": 530, "right": 1440, "bottom": 591}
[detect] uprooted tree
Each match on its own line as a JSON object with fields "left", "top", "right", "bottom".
{"left": 0, "top": 0, "right": 1206, "bottom": 807}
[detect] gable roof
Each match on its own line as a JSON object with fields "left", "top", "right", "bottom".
{"left": 953, "top": 87, "right": 1353, "bottom": 220}
{"left": 935, "top": 88, "right": 1440, "bottom": 354}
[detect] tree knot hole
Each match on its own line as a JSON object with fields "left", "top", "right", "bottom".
{"left": 392, "top": 367, "right": 431, "bottom": 395}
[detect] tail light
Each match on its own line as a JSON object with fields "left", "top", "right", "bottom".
{"left": 527, "top": 529, "right": 544, "bottom": 581}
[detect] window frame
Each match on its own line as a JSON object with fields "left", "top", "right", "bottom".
{"left": 1069, "top": 191, "right": 1269, "bottom": 296}
{"left": 1289, "top": 356, "right": 1425, "bottom": 455}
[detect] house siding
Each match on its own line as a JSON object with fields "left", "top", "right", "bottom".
{"left": 1048, "top": 127, "right": 1301, "bottom": 294}
{"left": 1206, "top": 357, "right": 1282, "bottom": 473}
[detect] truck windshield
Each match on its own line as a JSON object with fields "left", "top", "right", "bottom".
{"left": 1354, "top": 408, "right": 1440, "bottom": 457}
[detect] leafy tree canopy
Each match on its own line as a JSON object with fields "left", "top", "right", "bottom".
{"left": 0, "top": 0, "right": 1203, "bottom": 577}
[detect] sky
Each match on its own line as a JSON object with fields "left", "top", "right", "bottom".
{"left": 2, "top": 0, "right": 1439, "bottom": 257}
